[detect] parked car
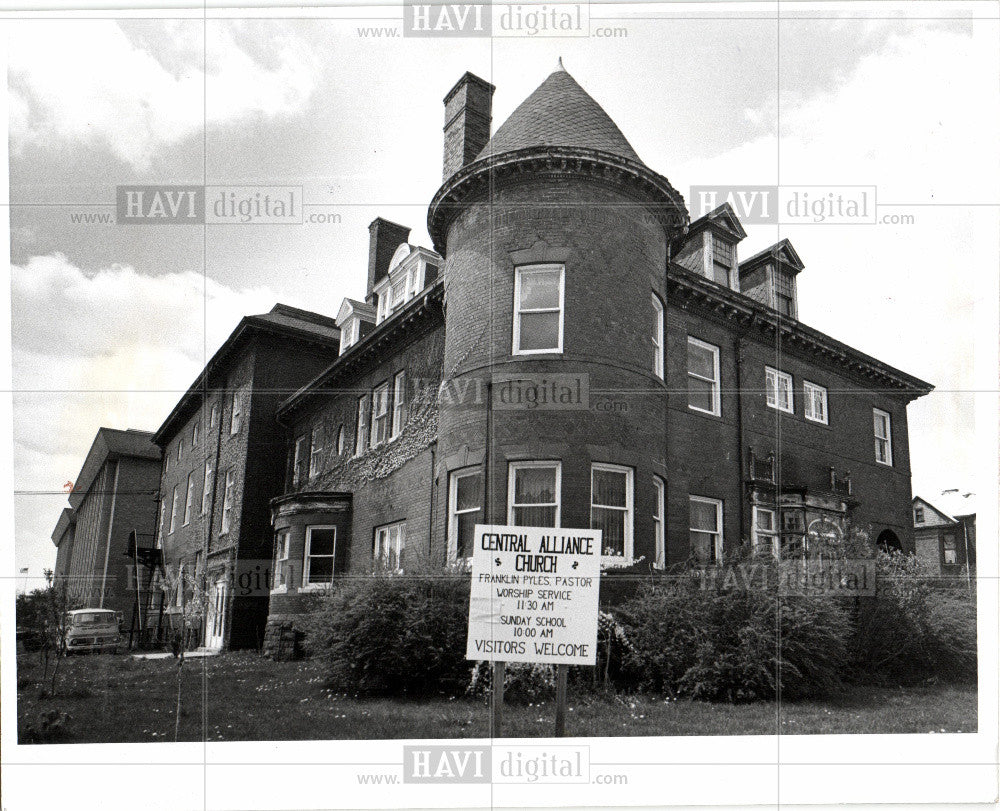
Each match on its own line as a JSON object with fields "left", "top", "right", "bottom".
{"left": 62, "top": 609, "right": 120, "bottom": 654}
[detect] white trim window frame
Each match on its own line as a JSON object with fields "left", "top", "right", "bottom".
{"left": 689, "top": 495, "right": 724, "bottom": 565}
{"left": 292, "top": 435, "right": 307, "bottom": 487}
{"left": 230, "top": 390, "right": 242, "bottom": 435}
{"left": 303, "top": 525, "right": 336, "bottom": 588}
{"left": 803, "top": 380, "right": 828, "bottom": 424}
{"left": 374, "top": 521, "right": 406, "bottom": 574}
{"left": 192, "top": 422, "right": 199, "bottom": 447}
{"left": 168, "top": 485, "right": 180, "bottom": 534}
{"left": 309, "top": 425, "right": 323, "bottom": 479}
{"left": 272, "top": 529, "right": 290, "bottom": 592}
{"left": 370, "top": 382, "right": 390, "bottom": 447}
{"left": 220, "top": 469, "right": 235, "bottom": 535}
{"left": 765, "top": 366, "right": 794, "bottom": 414}
{"left": 507, "top": 461, "right": 562, "bottom": 528}
{"left": 687, "top": 337, "right": 721, "bottom": 416}
{"left": 182, "top": 471, "right": 195, "bottom": 526}
{"left": 336, "top": 424, "right": 345, "bottom": 456}
{"left": 158, "top": 503, "right": 167, "bottom": 547}
{"left": 512, "top": 264, "right": 565, "bottom": 355}
{"left": 201, "top": 459, "right": 213, "bottom": 515}
{"left": 653, "top": 476, "right": 666, "bottom": 570}
{"left": 210, "top": 402, "right": 219, "bottom": 429}
{"left": 391, "top": 370, "right": 407, "bottom": 439}
{"left": 752, "top": 506, "right": 778, "bottom": 558}
{"left": 874, "top": 408, "right": 893, "bottom": 466}
{"left": 355, "top": 393, "right": 371, "bottom": 456}
{"left": 448, "top": 467, "right": 482, "bottom": 564}
{"left": 590, "top": 463, "right": 634, "bottom": 565}
{"left": 651, "top": 293, "right": 664, "bottom": 380}
{"left": 177, "top": 438, "right": 183, "bottom": 462}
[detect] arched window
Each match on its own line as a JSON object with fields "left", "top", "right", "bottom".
{"left": 877, "top": 529, "right": 902, "bottom": 553}
{"left": 335, "top": 424, "right": 345, "bottom": 456}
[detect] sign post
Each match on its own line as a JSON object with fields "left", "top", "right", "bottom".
{"left": 466, "top": 524, "right": 602, "bottom": 738}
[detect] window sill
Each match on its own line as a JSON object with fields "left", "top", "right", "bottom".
{"left": 766, "top": 404, "right": 794, "bottom": 415}
{"left": 687, "top": 404, "right": 721, "bottom": 418}
{"left": 601, "top": 556, "right": 633, "bottom": 569}
{"left": 270, "top": 586, "right": 288, "bottom": 595}
{"left": 300, "top": 583, "right": 333, "bottom": 592}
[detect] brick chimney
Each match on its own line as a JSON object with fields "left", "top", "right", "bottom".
{"left": 367, "top": 217, "right": 411, "bottom": 301}
{"left": 442, "top": 72, "right": 495, "bottom": 181}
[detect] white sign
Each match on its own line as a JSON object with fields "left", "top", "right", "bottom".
{"left": 465, "top": 524, "right": 602, "bottom": 666}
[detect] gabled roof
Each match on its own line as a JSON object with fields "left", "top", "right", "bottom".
{"left": 687, "top": 202, "right": 748, "bottom": 241}
{"left": 740, "top": 238, "right": 805, "bottom": 273}
{"left": 476, "top": 64, "right": 642, "bottom": 164}
{"left": 152, "top": 304, "right": 341, "bottom": 445}
{"left": 67, "top": 428, "right": 160, "bottom": 510}
{"left": 912, "top": 496, "right": 958, "bottom": 526}
{"left": 336, "top": 298, "right": 376, "bottom": 325}
{"left": 915, "top": 491, "right": 977, "bottom": 522}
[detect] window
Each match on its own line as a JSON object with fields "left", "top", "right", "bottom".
{"left": 168, "top": 485, "right": 180, "bottom": 534}
{"left": 292, "top": 435, "right": 307, "bottom": 487}
{"left": 220, "top": 469, "right": 235, "bottom": 534}
{"left": 210, "top": 402, "right": 219, "bottom": 429}
{"left": 780, "top": 510, "right": 806, "bottom": 558}
{"left": 874, "top": 408, "right": 893, "bottom": 465}
{"left": 336, "top": 424, "right": 345, "bottom": 456}
{"left": 651, "top": 294, "right": 664, "bottom": 380}
{"left": 689, "top": 496, "right": 723, "bottom": 564}
{"left": 508, "top": 461, "right": 561, "bottom": 527}
{"left": 158, "top": 503, "right": 166, "bottom": 547}
{"left": 164, "top": 453, "right": 169, "bottom": 473}
{"left": 355, "top": 394, "right": 371, "bottom": 455}
{"left": 752, "top": 506, "right": 778, "bottom": 558}
{"left": 192, "top": 422, "right": 200, "bottom": 447}
{"left": 914, "top": 506, "right": 925, "bottom": 524}
{"left": 304, "top": 525, "right": 336, "bottom": 586}
{"left": 182, "top": 472, "right": 195, "bottom": 526}
{"left": 371, "top": 383, "right": 390, "bottom": 447}
{"left": 803, "top": 381, "right": 828, "bottom": 424}
{"left": 687, "top": 337, "right": 720, "bottom": 415}
{"left": 765, "top": 367, "right": 794, "bottom": 414}
{"left": 177, "top": 438, "right": 184, "bottom": 461}
{"left": 230, "top": 390, "right": 242, "bottom": 435}
{"left": 175, "top": 563, "right": 185, "bottom": 608}
{"left": 273, "top": 529, "right": 290, "bottom": 590}
{"left": 653, "top": 477, "right": 666, "bottom": 570}
{"left": 448, "top": 468, "right": 482, "bottom": 562}
{"left": 374, "top": 522, "right": 406, "bottom": 574}
{"left": 340, "top": 318, "right": 360, "bottom": 353}
{"left": 591, "top": 464, "right": 634, "bottom": 563}
{"left": 391, "top": 371, "right": 407, "bottom": 438}
{"left": 309, "top": 425, "right": 323, "bottom": 478}
{"left": 710, "top": 234, "right": 734, "bottom": 287}
{"left": 942, "top": 533, "right": 958, "bottom": 565}
{"left": 774, "top": 270, "right": 796, "bottom": 318}
{"left": 201, "top": 459, "right": 213, "bottom": 515}
{"left": 513, "top": 264, "right": 564, "bottom": 354}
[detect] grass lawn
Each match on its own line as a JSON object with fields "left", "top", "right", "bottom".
{"left": 16, "top": 651, "right": 977, "bottom": 744}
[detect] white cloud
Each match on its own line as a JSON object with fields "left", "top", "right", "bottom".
{"left": 8, "top": 21, "right": 317, "bottom": 170}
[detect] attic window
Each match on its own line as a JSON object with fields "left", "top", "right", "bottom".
{"left": 710, "top": 234, "right": 735, "bottom": 287}
{"left": 774, "top": 269, "right": 796, "bottom": 318}
{"left": 914, "top": 506, "right": 925, "bottom": 523}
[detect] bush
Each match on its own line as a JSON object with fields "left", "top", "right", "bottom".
{"left": 467, "top": 661, "right": 556, "bottom": 704}
{"left": 303, "top": 574, "right": 470, "bottom": 697}
{"left": 851, "top": 551, "right": 977, "bottom": 683}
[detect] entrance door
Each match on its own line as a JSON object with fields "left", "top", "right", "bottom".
{"left": 204, "top": 577, "right": 228, "bottom": 649}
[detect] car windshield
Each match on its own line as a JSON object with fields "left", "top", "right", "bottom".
{"left": 72, "top": 612, "right": 114, "bottom": 626}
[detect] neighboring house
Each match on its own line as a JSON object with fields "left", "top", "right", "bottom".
{"left": 262, "top": 65, "right": 933, "bottom": 647}
{"left": 913, "top": 491, "right": 977, "bottom": 576}
{"left": 150, "top": 304, "right": 341, "bottom": 650}
{"left": 50, "top": 428, "right": 161, "bottom": 621}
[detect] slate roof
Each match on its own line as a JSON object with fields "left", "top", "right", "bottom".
{"left": 476, "top": 65, "right": 642, "bottom": 164}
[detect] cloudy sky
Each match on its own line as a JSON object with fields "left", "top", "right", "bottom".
{"left": 6, "top": 8, "right": 998, "bottom": 583}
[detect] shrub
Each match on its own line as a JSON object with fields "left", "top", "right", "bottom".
{"left": 467, "top": 661, "right": 556, "bottom": 704}
{"left": 303, "top": 574, "right": 470, "bottom": 697}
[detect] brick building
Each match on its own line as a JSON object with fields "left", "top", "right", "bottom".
{"left": 913, "top": 490, "right": 976, "bottom": 577}
{"left": 50, "top": 427, "right": 161, "bottom": 620}
{"left": 149, "top": 304, "right": 341, "bottom": 649}
{"left": 261, "top": 65, "right": 932, "bottom": 647}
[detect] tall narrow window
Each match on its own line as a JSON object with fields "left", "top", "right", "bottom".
{"left": 177, "top": 439, "right": 184, "bottom": 461}
{"left": 803, "top": 381, "right": 828, "bottom": 424}
{"left": 158, "top": 503, "right": 166, "bottom": 547}
{"left": 230, "top": 390, "right": 242, "bottom": 435}
{"left": 508, "top": 462, "right": 561, "bottom": 527}
{"left": 651, "top": 293, "right": 664, "bottom": 379}
{"left": 210, "top": 402, "right": 219, "bottom": 429}
{"left": 273, "top": 529, "right": 290, "bottom": 590}
{"left": 689, "top": 496, "right": 723, "bottom": 564}
{"left": 513, "top": 264, "right": 564, "bottom": 354}
{"left": 182, "top": 472, "right": 195, "bottom": 526}
{"left": 448, "top": 468, "right": 482, "bottom": 562}
{"left": 942, "top": 533, "right": 958, "bottom": 565}
{"left": 687, "top": 337, "right": 720, "bottom": 416}
{"left": 874, "top": 408, "right": 893, "bottom": 465}
{"left": 374, "top": 522, "right": 406, "bottom": 574}
{"left": 220, "top": 469, "right": 235, "bottom": 534}
{"left": 774, "top": 270, "right": 796, "bottom": 318}
{"left": 304, "top": 525, "right": 336, "bottom": 586}
{"left": 192, "top": 422, "right": 200, "bottom": 446}
{"left": 391, "top": 371, "right": 407, "bottom": 438}
{"left": 336, "top": 424, "right": 345, "bottom": 456}
{"left": 711, "top": 234, "right": 734, "bottom": 287}
{"left": 201, "top": 459, "right": 213, "bottom": 515}
{"left": 765, "top": 367, "right": 794, "bottom": 413}
{"left": 168, "top": 485, "right": 180, "bottom": 534}
{"left": 309, "top": 425, "right": 323, "bottom": 478}
{"left": 292, "top": 435, "right": 307, "bottom": 486}
{"left": 371, "top": 383, "right": 390, "bottom": 447}
{"left": 653, "top": 477, "right": 666, "bottom": 570}
{"left": 591, "top": 464, "right": 634, "bottom": 563}
{"left": 752, "top": 506, "right": 778, "bottom": 558}
{"left": 355, "top": 394, "right": 371, "bottom": 456}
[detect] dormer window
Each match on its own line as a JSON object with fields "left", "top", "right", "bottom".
{"left": 710, "top": 233, "right": 735, "bottom": 287}
{"left": 774, "top": 268, "right": 796, "bottom": 318}
{"left": 340, "top": 319, "right": 360, "bottom": 353}
{"left": 373, "top": 244, "right": 442, "bottom": 325}
{"left": 336, "top": 299, "right": 376, "bottom": 356}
